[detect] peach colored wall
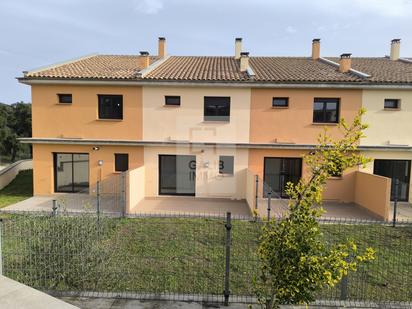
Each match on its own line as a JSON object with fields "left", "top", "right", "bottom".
{"left": 32, "top": 144, "right": 143, "bottom": 195}
{"left": 142, "top": 86, "right": 251, "bottom": 143}
{"left": 354, "top": 171, "right": 391, "bottom": 221}
{"left": 126, "top": 166, "right": 145, "bottom": 213}
{"left": 250, "top": 88, "right": 362, "bottom": 144}
{"left": 31, "top": 84, "right": 142, "bottom": 140}
{"left": 248, "top": 149, "right": 359, "bottom": 202}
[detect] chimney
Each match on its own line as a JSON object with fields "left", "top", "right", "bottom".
{"left": 140, "top": 51, "right": 150, "bottom": 69}
{"left": 240, "top": 52, "right": 249, "bottom": 72}
{"left": 312, "top": 38, "right": 321, "bottom": 60}
{"left": 339, "top": 53, "right": 352, "bottom": 73}
{"left": 158, "top": 37, "right": 166, "bottom": 58}
{"left": 235, "top": 38, "right": 242, "bottom": 59}
{"left": 390, "top": 39, "right": 401, "bottom": 61}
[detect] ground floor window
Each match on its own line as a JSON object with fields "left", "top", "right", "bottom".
{"left": 54, "top": 153, "right": 89, "bottom": 193}
{"left": 159, "top": 155, "right": 196, "bottom": 196}
{"left": 263, "top": 157, "right": 302, "bottom": 198}
{"left": 374, "top": 159, "right": 411, "bottom": 201}
{"left": 115, "top": 153, "right": 129, "bottom": 172}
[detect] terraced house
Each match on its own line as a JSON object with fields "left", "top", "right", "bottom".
{"left": 18, "top": 38, "right": 412, "bottom": 219}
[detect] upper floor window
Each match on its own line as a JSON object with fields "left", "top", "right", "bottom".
{"left": 204, "top": 97, "right": 230, "bottom": 122}
{"left": 165, "top": 96, "right": 181, "bottom": 106}
{"left": 384, "top": 99, "right": 400, "bottom": 109}
{"left": 58, "top": 94, "right": 72, "bottom": 104}
{"left": 115, "top": 153, "right": 129, "bottom": 172}
{"left": 272, "top": 97, "right": 289, "bottom": 108}
{"left": 219, "top": 156, "right": 234, "bottom": 175}
{"left": 313, "top": 98, "right": 339, "bottom": 124}
{"left": 98, "top": 95, "right": 123, "bottom": 120}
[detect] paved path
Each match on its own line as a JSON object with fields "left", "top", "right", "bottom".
{"left": 0, "top": 276, "right": 78, "bottom": 309}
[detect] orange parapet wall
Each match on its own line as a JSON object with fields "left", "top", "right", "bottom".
{"left": 249, "top": 88, "right": 362, "bottom": 144}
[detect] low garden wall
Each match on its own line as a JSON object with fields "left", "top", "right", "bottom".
{"left": 125, "top": 166, "right": 145, "bottom": 213}
{"left": 0, "top": 159, "right": 32, "bottom": 190}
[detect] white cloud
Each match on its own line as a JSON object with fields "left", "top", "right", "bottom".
{"left": 134, "top": 0, "right": 164, "bottom": 14}
{"left": 286, "top": 26, "right": 297, "bottom": 34}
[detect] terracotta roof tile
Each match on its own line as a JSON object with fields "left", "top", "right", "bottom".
{"left": 23, "top": 54, "right": 412, "bottom": 85}
{"left": 327, "top": 57, "right": 412, "bottom": 83}
{"left": 144, "top": 56, "right": 249, "bottom": 81}
{"left": 249, "top": 57, "right": 361, "bottom": 82}
{"left": 26, "top": 55, "right": 160, "bottom": 79}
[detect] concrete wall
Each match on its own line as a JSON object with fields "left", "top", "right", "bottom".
{"left": 354, "top": 171, "right": 391, "bottom": 221}
{"left": 31, "top": 84, "right": 142, "bottom": 140}
{"left": 361, "top": 89, "right": 412, "bottom": 146}
{"left": 250, "top": 88, "right": 362, "bottom": 144}
{"left": 142, "top": 86, "right": 251, "bottom": 143}
{"left": 0, "top": 160, "right": 33, "bottom": 190}
{"left": 126, "top": 166, "right": 145, "bottom": 213}
{"left": 360, "top": 150, "right": 412, "bottom": 203}
{"left": 32, "top": 144, "right": 143, "bottom": 195}
{"left": 144, "top": 146, "right": 248, "bottom": 199}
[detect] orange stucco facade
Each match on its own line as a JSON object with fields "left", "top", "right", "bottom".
{"left": 31, "top": 84, "right": 143, "bottom": 140}
{"left": 33, "top": 144, "right": 144, "bottom": 195}
{"left": 249, "top": 88, "right": 362, "bottom": 144}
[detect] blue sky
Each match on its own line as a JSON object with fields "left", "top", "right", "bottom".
{"left": 1, "top": 0, "right": 411, "bottom": 103}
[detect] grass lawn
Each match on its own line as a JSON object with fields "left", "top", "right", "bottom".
{"left": 0, "top": 170, "right": 33, "bottom": 208}
{"left": 1, "top": 214, "right": 411, "bottom": 304}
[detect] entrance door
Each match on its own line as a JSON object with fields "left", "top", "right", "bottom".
{"left": 159, "top": 155, "right": 196, "bottom": 196}
{"left": 54, "top": 153, "right": 89, "bottom": 193}
{"left": 264, "top": 157, "right": 302, "bottom": 198}
{"left": 373, "top": 159, "right": 411, "bottom": 201}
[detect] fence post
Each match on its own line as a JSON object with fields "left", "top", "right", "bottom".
{"left": 393, "top": 179, "right": 399, "bottom": 227}
{"left": 96, "top": 181, "right": 101, "bottom": 223}
{"left": 255, "top": 175, "right": 259, "bottom": 211}
{"left": 267, "top": 191, "right": 272, "bottom": 221}
{"left": 52, "top": 199, "right": 58, "bottom": 217}
{"left": 0, "top": 218, "right": 3, "bottom": 276}
{"left": 340, "top": 275, "right": 348, "bottom": 300}
{"left": 224, "top": 212, "right": 232, "bottom": 306}
{"left": 121, "top": 172, "right": 126, "bottom": 217}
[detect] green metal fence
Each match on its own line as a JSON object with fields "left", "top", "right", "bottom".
{"left": 0, "top": 211, "right": 411, "bottom": 307}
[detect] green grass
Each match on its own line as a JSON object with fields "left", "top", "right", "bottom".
{"left": 0, "top": 169, "right": 33, "bottom": 208}
{"left": 1, "top": 215, "right": 411, "bottom": 303}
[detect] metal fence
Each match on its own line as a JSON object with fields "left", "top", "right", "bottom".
{"left": 0, "top": 211, "right": 411, "bottom": 307}
{"left": 54, "top": 172, "right": 126, "bottom": 216}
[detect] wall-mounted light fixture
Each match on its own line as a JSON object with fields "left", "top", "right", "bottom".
{"left": 92, "top": 146, "right": 100, "bottom": 151}
{"left": 98, "top": 160, "right": 104, "bottom": 166}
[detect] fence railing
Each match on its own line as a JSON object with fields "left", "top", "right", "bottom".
{"left": 0, "top": 211, "right": 411, "bottom": 307}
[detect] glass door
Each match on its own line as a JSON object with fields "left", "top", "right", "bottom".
{"left": 374, "top": 159, "right": 411, "bottom": 201}
{"left": 159, "top": 155, "right": 196, "bottom": 196}
{"left": 54, "top": 153, "right": 89, "bottom": 193}
{"left": 264, "top": 157, "right": 302, "bottom": 198}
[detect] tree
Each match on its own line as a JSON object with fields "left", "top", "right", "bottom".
{"left": 254, "top": 109, "right": 375, "bottom": 309}
{"left": 0, "top": 102, "right": 31, "bottom": 162}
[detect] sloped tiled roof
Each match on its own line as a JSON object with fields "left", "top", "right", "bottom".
{"left": 249, "top": 57, "right": 361, "bottom": 82}
{"left": 22, "top": 53, "right": 412, "bottom": 85}
{"left": 144, "top": 56, "right": 249, "bottom": 81}
{"left": 25, "top": 55, "right": 160, "bottom": 80}
{"left": 327, "top": 57, "right": 412, "bottom": 83}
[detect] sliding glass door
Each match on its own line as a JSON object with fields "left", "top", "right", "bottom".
{"left": 159, "top": 155, "right": 196, "bottom": 196}
{"left": 54, "top": 153, "right": 89, "bottom": 193}
{"left": 374, "top": 159, "right": 411, "bottom": 201}
{"left": 264, "top": 157, "right": 302, "bottom": 198}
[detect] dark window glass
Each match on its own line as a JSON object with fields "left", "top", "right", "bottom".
{"left": 204, "top": 97, "right": 230, "bottom": 121}
{"left": 313, "top": 98, "right": 339, "bottom": 123}
{"left": 165, "top": 96, "right": 181, "bottom": 106}
{"left": 115, "top": 153, "right": 129, "bottom": 172}
{"left": 54, "top": 153, "right": 89, "bottom": 193}
{"left": 58, "top": 94, "right": 72, "bottom": 104}
{"left": 272, "top": 97, "right": 289, "bottom": 107}
{"left": 384, "top": 99, "right": 400, "bottom": 109}
{"left": 219, "top": 156, "right": 234, "bottom": 174}
{"left": 98, "top": 95, "right": 123, "bottom": 119}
